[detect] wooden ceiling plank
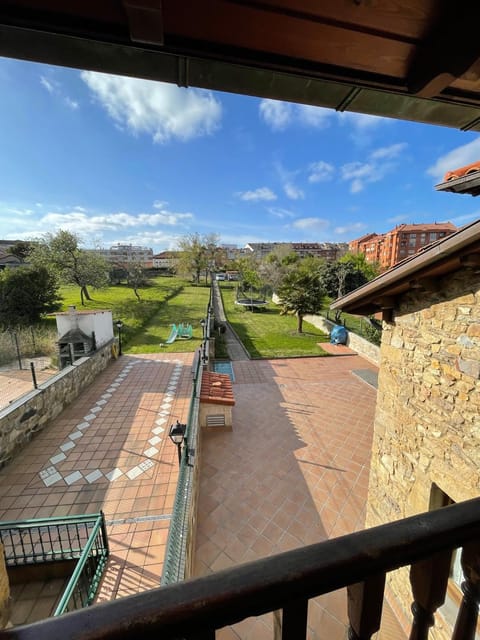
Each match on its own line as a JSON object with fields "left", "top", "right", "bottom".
{"left": 407, "top": 5, "right": 480, "bottom": 97}
{"left": 123, "top": 0, "right": 163, "bottom": 45}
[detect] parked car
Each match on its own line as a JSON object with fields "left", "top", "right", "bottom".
{"left": 216, "top": 273, "right": 226, "bottom": 281}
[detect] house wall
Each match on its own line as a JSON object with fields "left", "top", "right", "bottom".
{"left": 366, "top": 268, "right": 480, "bottom": 638}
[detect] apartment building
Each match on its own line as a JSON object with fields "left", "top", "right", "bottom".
{"left": 152, "top": 251, "right": 180, "bottom": 270}
{"left": 244, "top": 242, "right": 348, "bottom": 261}
{"left": 350, "top": 223, "right": 457, "bottom": 270}
{"left": 94, "top": 244, "right": 153, "bottom": 268}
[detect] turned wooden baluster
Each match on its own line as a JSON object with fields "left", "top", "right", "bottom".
{"left": 452, "top": 541, "right": 480, "bottom": 640}
{"left": 409, "top": 548, "right": 452, "bottom": 640}
{"left": 347, "top": 573, "right": 386, "bottom": 640}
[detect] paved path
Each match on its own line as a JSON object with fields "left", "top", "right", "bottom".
{"left": 194, "top": 354, "right": 404, "bottom": 639}
{"left": 211, "top": 281, "right": 250, "bottom": 361}
{"left": 0, "top": 353, "right": 193, "bottom": 602}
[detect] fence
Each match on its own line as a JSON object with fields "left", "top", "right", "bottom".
{"left": 0, "top": 326, "right": 58, "bottom": 410}
{"left": 323, "top": 308, "right": 382, "bottom": 346}
{"left": 0, "top": 512, "right": 109, "bottom": 615}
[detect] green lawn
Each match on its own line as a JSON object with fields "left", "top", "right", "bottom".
{"left": 219, "top": 283, "right": 329, "bottom": 359}
{"left": 56, "top": 277, "right": 210, "bottom": 354}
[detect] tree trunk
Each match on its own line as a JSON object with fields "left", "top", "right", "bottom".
{"left": 80, "top": 286, "right": 85, "bottom": 306}
{"left": 297, "top": 314, "right": 303, "bottom": 333}
{"left": 133, "top": 287, "right": 141, "bottom": 301}
{"left": 82, "top": 285, "right": 92, "bottom": 301}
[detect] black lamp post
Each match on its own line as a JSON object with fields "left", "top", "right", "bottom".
{"left": 115, "top": 320, "right": 123, "bottom": 356}
{"left": 200, "top": 318, "right": 208, "bottom": 364}
{"left": 169, "top": 420, "right": 186, "bottom": 465}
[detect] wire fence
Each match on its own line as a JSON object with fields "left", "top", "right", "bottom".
{"left": 322, "top": 309, "right": 382, "bottom": 346}
{"left": 0, "top": 326, "right": 59, "bottom": 410}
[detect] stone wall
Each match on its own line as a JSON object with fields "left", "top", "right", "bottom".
{"left": 0, "top": 341, "right": 115, "bottom": 468}
{"left": 366, "top": 269, "right": 480, "bottom": 638}
{"left": 304, "top": 314, "right": 380, "bottom": 365}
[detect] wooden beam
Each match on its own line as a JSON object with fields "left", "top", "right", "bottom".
{"left": 407, "top": 6, "right": 480, "bottom": 97}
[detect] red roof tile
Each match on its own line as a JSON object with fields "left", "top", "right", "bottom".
{"left": 200, "top": 372, "right": 235, "bottom": 406}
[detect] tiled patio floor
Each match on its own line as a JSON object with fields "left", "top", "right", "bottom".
{"left": 194, "top": 355, "right": 405, "bottom": 639}
{"left": 0, "top": 353, "right": 193, "bottom": 602}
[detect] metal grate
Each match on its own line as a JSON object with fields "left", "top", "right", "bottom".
{"left": 206, "top": 414, "right": 226, "bottom": 427}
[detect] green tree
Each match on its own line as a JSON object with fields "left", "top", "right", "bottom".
{"left": 126, "top": 262, "right": 149, "bottom": 301}
{"left": 277, "top": 259, "right": 325, "bottom": 333}
{"left": 0, "top": 265, "right": 61, "bottom": 327}
{"left": 30, "top": 230, "right": 109, "bottom": 305}
{"left": 259, "top": 245, "right": 299, "bottom": 292}
{"left": 9, "top": 240, "right": 33, "bottom": 263}
{"left": 177, "top": 233, "right": 208, "bottom": 284}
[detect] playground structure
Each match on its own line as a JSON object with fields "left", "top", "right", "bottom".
{"left": 234, "top": 284, "right": 268, "bottom": 310}
{"left": 165, "top": 323, "right": 193, "bottom": 344}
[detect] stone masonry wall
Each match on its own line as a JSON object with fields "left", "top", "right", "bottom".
{"left": 366, "top": 269, "right": 480, "bottom": 638}
{"left": 0, "top": 341, "right": 115, "bottom": 468}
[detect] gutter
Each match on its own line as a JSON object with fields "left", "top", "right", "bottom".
{"left": 331, "top": 218, "right": 480, "bottom": 310}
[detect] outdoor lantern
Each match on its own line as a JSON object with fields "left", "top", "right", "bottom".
{"left": 200, "top": 317, "right": 206, "bottom": 338}
{"left": 169, "top": 420, "right": 187, "bottom": 465}
{"left": 115, "top": 320, "right": 124, "bottom": 356}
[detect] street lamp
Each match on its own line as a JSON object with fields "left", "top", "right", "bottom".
{"left": 200, "top": 318, "right": 208, "bottom": 364}
{"left": 115, "top": 320, "right": 123, "bottom": 356}
{"left": 169, "top": 420, "right": 187, "bottom": 465}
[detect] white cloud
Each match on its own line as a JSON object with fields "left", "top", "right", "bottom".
{"left": 153, "top": 200, "right": 168, "bottom": 209}
{"left": 81, "top": 71, "right": 222, "bottom": 143}
{"left": 427, "top": 138, "right": 480, "bottom": 181}
{"left": 237, "top": 187, "right": 277, "bottom": 202}
{"left": 296, "top": 105, "right": 334, "bottom": 129}
{"left": 340, "top": 143, "right": 407, "bottom": 193}
{"left": 40, "top": 76, "right": 55, "bottom": 94}
{"left": 387, "top": 213, "right": 409, "bottom": 223}
{"left": 370, "top": 142, "right": 407, "bottom": 160}
{"left": 292, "top": 217, "right": 329, "bottom": 231}
{"left": 64, "top": 97, "right": 79, "bottom": 110}
{"left": 284, "top": 182, "right": 304, "bottom": 200}
{"left": 267, "top": 207, "right": 296, "bottom": 219}
{"left": 308, "top": 161, "right": 335, "bottom": 183}
{"left": 259, "top": 99, "right": 293, "bottom": 131}
{"left": 334, "top": 222, "right": 367, "bottom": 235}
{"left": 341, "top": 162, "right": 378, "bottom": 193}
{"left": 40, "top": 74, "right": 79, "bottom": 110}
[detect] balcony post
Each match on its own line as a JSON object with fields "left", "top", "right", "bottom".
{"left": 408, "top": 548, "right": 452, "bottom": 640}
{"left": 451, "top": 542, "right": 480, "bottom": 640}
{"left": 347, "top": 573, "right": 386, "bottom": 639}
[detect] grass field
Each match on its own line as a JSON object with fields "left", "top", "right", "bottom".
{"left": 219, "top": 283, "right": 329, "bottom": 359}
{"left": 56, "top": 277, "right": 210, "bottom": 354}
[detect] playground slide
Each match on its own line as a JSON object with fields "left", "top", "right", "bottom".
{"left": 165, "top": 324, "right": 178, "bottom": 344}
{"left": 178, "top": 323, "right": 193, "bottom": 339}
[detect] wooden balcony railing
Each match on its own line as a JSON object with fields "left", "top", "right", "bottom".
{"left": 2, "top": 498, "right": 480, "bottom": 639}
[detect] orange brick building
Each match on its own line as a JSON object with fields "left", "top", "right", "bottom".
{"left": 349, "top": 222, "right": 457, "bottom": 270}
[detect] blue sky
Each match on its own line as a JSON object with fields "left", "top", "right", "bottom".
{"left": 1, "top": 56, "right": 480, "bottom": 253}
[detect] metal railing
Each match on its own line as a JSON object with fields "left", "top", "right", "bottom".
{"left": 161, "top": 338, "right": 204, "bottom": 584}
{"left": 161, "top": 297, "right": 213, "bottom": 584}
{"left": 0, "top": 512, "right": 108, "bottom": 616}
{"left": 2, "top": 499, "right": 480, "bottom": 639}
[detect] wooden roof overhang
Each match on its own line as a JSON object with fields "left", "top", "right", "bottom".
{"left": 330, "top": 220, "right": 480, "bottom": 317}
{"left": 0, "top": 1, "right": 480, "bottom": 130}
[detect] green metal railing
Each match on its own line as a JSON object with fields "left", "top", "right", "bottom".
{"left": 0, "top": 512, "right": 108, "bottom": 615}
{"left": 161, "top": 301, "right": 212, "bottom": 585}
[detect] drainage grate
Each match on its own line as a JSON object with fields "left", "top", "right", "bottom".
{"left": 206, "top": 414, "right": 226, "bottom": 427}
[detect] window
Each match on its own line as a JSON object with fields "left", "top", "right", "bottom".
{"left": 420, "top": 233, "right": 426, "bottom": 244}
{"left": 409, "top": 234, "right": 417, "bottom": 247}
{"left": 430, "top": 232, "right": 438, "bottom": 241}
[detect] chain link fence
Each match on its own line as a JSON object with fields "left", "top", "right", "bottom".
{"left": 0, "top": 326, "right": 59, "bottom": 410}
